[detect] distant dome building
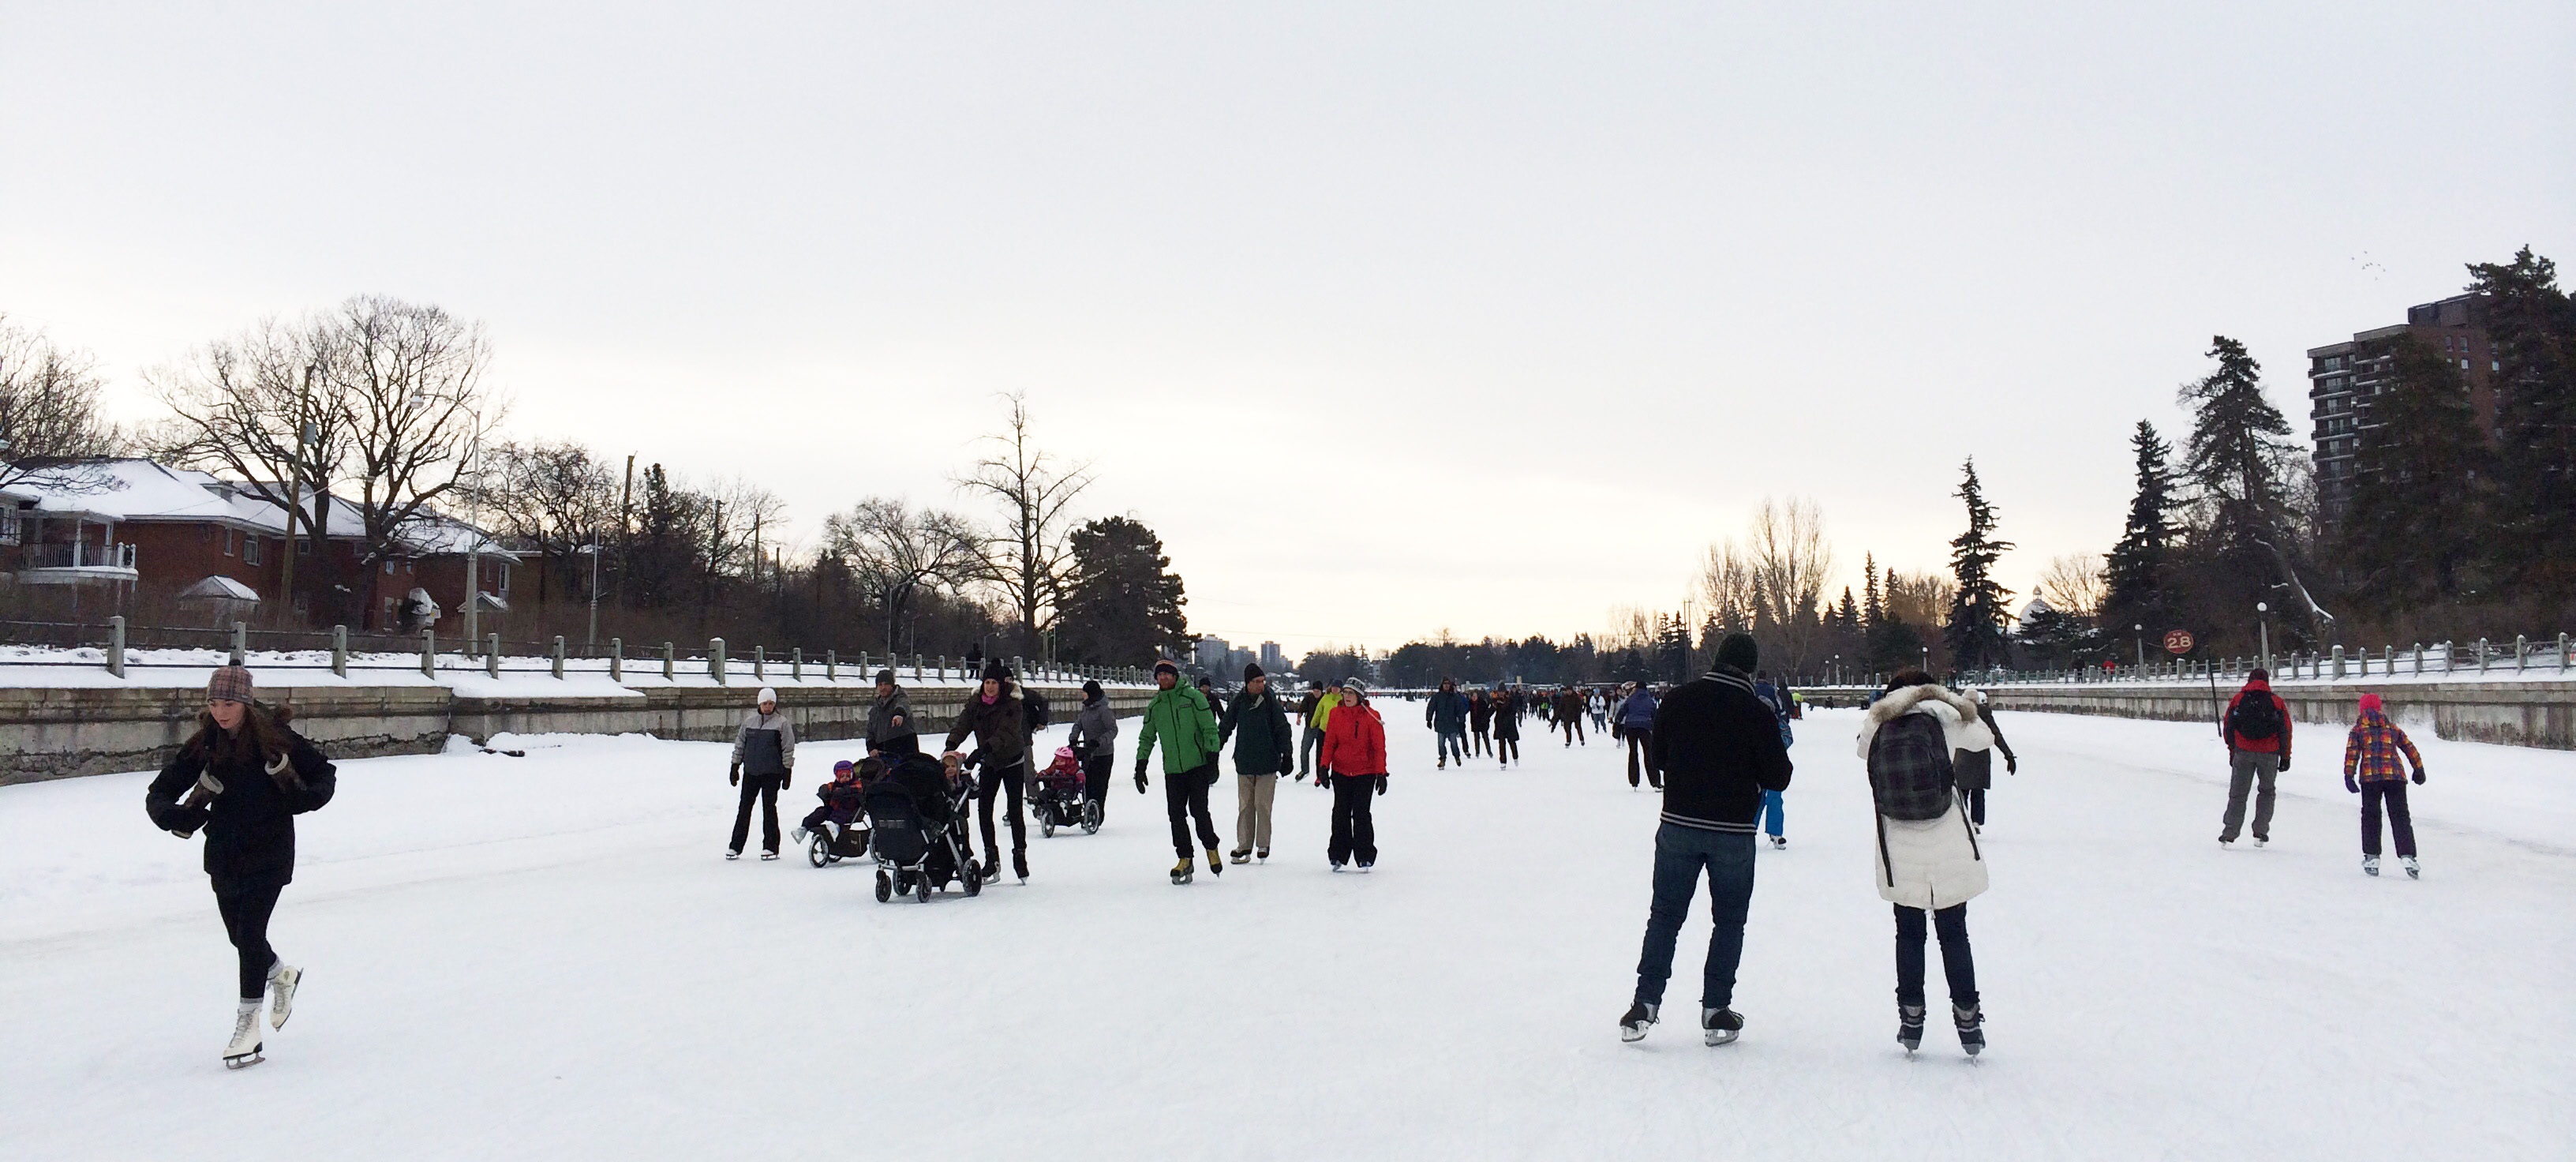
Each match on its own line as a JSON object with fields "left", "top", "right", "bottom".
{"left": 2015, "top": 597, "right": 2057, "bottom": 635}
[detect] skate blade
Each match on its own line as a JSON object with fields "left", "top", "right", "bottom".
{"left": 224, "top": 1050, "right": 265, "bottom": 1070}
{"left": 1703, "top": 1030, "right": 1739, "bottom": 1047}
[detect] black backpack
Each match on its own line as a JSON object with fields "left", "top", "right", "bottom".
{"left": 1022, "top": 686, "right": 1052, "bottom": 733}
{"left": 2227, "top": 693, "right": 2282, "bottom": 743}
{"left": 1866, "top": 712, "right": 1956, "bottom": 821}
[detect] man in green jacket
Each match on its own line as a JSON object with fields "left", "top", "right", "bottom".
{"left": 1220, "top": 662, "right": 1297, "bottom": 864}
{"left": 1136, "top": 659, "right": 1224, "bottom": 884}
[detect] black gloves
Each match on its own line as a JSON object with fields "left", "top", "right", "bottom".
{"left": 2412, "top": 770, "right": 2426, "bottom": 785}
{"left": 2278, "top": 755, "right": 2291, "bottom": 772}
{"left": 2005, "top": 755, "right": 2018, "bottom": 776}
{"left": 781, "top": 775, "right": 792, "bottom": 790}
{"left": 729, "top": 761, "right": 741, "bottom": 787}
{"left": 2345, "top": 774, "right": 2360, "bottom": 794}
{"left": 1375, "top": 775, "right": 1387, "bottom": 796}
{"left": 1278, "top": 759, "right": 1294, "bottom": 778}
{"left": 1134, "top": 758, "right": 1150, "bottom": 794}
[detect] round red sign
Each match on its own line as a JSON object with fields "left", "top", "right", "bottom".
{"left": 2163, "top": 630, "right": 2195, "bottom": 655}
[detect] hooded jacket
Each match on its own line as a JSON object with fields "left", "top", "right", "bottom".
{"left": 944, "top": 680, "right": 1031, "bottom": 769}
{"left": 1425, "top": 687, "right": 1469, "bottom": 733}
{"left": 1136, "top": 684, "right": 1222, "bottom": 775}
{"left": 1617, "top": 688, "right": 1659, "bottom": 729}
{"left": 1855, "top": 684, "right": 1994, "bottom": 909}
{"left": 2223, "top": 679, "right": 2293, "bottom": 759}
{"left": 1309, "top": 688, "right": 1343, "bottom": 730}
{"left": 1649, "top": 666, "right": 1792, "bottom": 834}
{"left": 1319, "top": 695, "right": 1388, "bottom": 777}
{"left": 1221, "top": 684, "right": 1297, "bottom": 775}
{"left": 1069, "top": 693, "right": 1119, "bottom": 759}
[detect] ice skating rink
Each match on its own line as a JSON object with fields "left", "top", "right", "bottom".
{"left": 5, "top": 704, "right": 2569, "bottom": 1160}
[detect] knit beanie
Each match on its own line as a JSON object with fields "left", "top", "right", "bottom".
{"left": 874, "top": 669, "right": 897, "bottom": 686}
{"left": 1153, "top": 660, "right": 1179, "bottom": 679}
{"left": 756, "top": 686, "right": 778, "bottom": 706}
{"left": 2359, "top": 692, "right": 2384, "bottom": 714}
{"left": 1716, "top": 632, "right": 1760, "bottom": 673}
{"left": 1083, "top": 679, "right": 1103, "bottom": 700}
{"left": 982, "top": 659, "right": 1011, "bottom": 682}
{"left": 1244, "top": 662, "right": 1265, "bottom": 682}
{"left": 207, "top": 665, "right": 255, "bottom": 704}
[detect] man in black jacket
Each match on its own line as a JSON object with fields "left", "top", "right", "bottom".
{"left": 1619, "top": 633, "right": 1793, "bottom": 1048}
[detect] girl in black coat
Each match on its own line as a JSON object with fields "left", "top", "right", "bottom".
{"left": 144, "top": 666, "right": 337, "bottom": 1067}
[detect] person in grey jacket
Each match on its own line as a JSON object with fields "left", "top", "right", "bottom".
{"left": 728, "top": 687, "right": 796, "bottom": 860}
{"left": 867, "top": 669, "right": 919, "bottom": 759}
{"left": 1069, "top": 679, "right": 1120, "bottom": 823}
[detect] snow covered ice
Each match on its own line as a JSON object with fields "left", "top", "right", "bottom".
{"left": 4, "top": 707, "right": 2569, "bottom": 1160}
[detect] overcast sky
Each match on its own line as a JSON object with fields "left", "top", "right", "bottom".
{"left": 6, "top": 1, "right": 2570, "bottom": 654}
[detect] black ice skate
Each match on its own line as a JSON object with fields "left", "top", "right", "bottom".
{"left": 1702, "top": 1007, "right": 1743, "bottom": 1046}
{"left": 1619, "top": 1001, "right": 1658, "bottom": 1043}
{"left": 1897, "top": 1004, "right": 1926, "bottom": 1054}
{"left": 1954, "top": 1003, "right": 1985, "bottom": 1056}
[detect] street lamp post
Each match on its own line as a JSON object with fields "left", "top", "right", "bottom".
{"left": 2134, "top": 624, "right": 2144, "bottom": 669}
{"left": 583, "top": 530, "right": 602, "bottom": 649}
{"left": 2256, "top": 602, "right": 2271, "bottom": 673}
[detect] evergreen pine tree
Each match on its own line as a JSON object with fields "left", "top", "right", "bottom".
{"left": 2103, "top": 420, "right": 2176, "bottom": 630}
{"left": 2466, "top": 247, "right": 2576, "bottom": 603}
{"left": 1861, "top": 553, "right": 1883, "bottom": 631}
{"left": 2338, "top": 333, "right": 2488, "bottom": 609}
{"left": 1054, "top": 516, "right": 1190, "bottom": 665}
{"left": 1942, "top": 458, "right": 2015, "bottom": 673}
{"left": 2177, "top": 335, "right": 2305, "bottom": 641}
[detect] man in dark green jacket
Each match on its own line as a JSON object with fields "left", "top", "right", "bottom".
{"left": 1220, "top": 662, "right": 1296, "bottom": 863}
{"left": 1136, "top": 659, "right": 1224, "bottom": 884}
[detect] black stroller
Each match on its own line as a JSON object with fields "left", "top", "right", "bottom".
{"left": 864, "top": 754, "right": 983, "bottom": 903}
{"left": 1031, "top": 746, "right": 1102, "bottom": 838}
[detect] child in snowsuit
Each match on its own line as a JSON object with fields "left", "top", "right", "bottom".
{"left": 2343, "top": 693, "right": 2427, "bottom": 879}
{"left": 796, "top": 758, "right": 873, "bottom": 842}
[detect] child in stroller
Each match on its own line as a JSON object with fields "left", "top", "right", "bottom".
{"left": 796, "top": 758, "right": 877, "bottom": 867}
{"left": 1031, "top": 745, "right": 1102, "bottom": 838}
{"left": 864, "top": 752, "right": 983, "bottom": 903}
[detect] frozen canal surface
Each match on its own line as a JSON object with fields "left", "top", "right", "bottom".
{"left": 4, "top": 703, "right": 2569, "bottom": 1160}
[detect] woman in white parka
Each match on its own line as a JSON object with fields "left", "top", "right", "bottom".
{"left": 1855, "top": 670, "right": 1994, "bottom": 1058}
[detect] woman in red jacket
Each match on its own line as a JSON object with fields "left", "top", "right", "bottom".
{"left": 1318, "top": 677, "right": 1389, "bottom": 871}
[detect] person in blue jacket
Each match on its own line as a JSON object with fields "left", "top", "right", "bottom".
{"left": 1425, "top": 677, "right": 1470, "bottom": 770}
{"left": 1616, "top": 682, "right": 1661, "bottom": 789}
{"left": 1751, "top": 672, "right": 1794, "bottom": 849}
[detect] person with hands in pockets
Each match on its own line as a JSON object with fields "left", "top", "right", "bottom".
{"left": 1135, "top": 659, "right": 1225, "bottom": 884}
{"left": 144, "top": 665, "right": 338, "bottom": 1069}
{"left": 1219, "top": 662, "right": 1297, "bottom": 864}
{"left": 728, "top": 687, "right": 796, "bottom": 860}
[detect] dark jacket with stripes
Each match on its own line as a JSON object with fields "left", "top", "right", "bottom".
{"left": 1649, "top": 665, "right": 1794, "bottom": 834}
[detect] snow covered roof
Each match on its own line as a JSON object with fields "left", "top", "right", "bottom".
{"left": 178, "top": 575, "right": 261, "bottom": 602}
{"left": 0, "top": 459, "right": 512, "bottom": 558}
{"left": 2016, "top": 598, "right": 2057, "bottom": 633}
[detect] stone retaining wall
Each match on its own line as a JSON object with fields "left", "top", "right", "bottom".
{"left": 1792, "top": 680, "right": 2574, "bottom": 750}
{"left": 0, "top": 681, "right": 1157, "bottom": 785}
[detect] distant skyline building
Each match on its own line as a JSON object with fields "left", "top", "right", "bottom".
{"left": 1193, "top": 634, "right": 1230, "bottom": 674}
{"left": 2306, "top": 292, "right": 2498, "bottom": 526}
{"left": 1259, "top": 642, "right": 1285, "bottom": 673}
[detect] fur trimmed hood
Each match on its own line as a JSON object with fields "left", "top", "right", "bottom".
{"left": 1854, "top": 684, "right": 1994, "bottom": 759}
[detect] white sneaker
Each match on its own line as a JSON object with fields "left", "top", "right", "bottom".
{"left": 224, "top": 1001, "right": 264, "bottom": 1068}
{"left": 267, "top": 963, "right": 301, "bottom": 1030}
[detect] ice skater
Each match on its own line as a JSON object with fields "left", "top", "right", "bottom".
{"left": 1752, "top": 672, "right": 1795, "bottom": 847}
{"left": 1490, "top": 684, "right": 1522, "bottom": 768}
{"left": 1954, "top": 689, "right": 2016, "bottom": 829}
{"left": 1615, "top": 681, "right": 1660, "bottom": 789}
{"left": 2342, "top": 694, "right": 2428, "bottom": 879}
{"left": 2218, "top": 669, "right": 2292, "bottom": 848}
{"left": 144, "top": 666, "right": 338, "bottom": 1069}
{"left": 1857, "top": 670, "right": 1994, "bottom": 1057}
{"left": 944, "top": 661, "right": 1035, "bottom": 884}
{"left": 1135, "top": 660, "right": 1225, "bottom": 884}
{"left": 1068, "top": 680, "right": 1119, "bottom": 826}
{"left": 728, "top": 687, "right": 796, "bottom": 860}
{"left": 1219, "top": 663, "right": 1295, "bottom": 864}
{"left": 1317, "top": 678, "right": 1389, "bottom": 871}
{"left": 1425, "top": 677, "right": 1470, "bottom": 770}
{"left": 1619, "top": 634, "right": 1792, "bottom": 1048}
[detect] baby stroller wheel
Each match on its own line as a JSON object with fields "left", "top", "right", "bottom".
{"left": 1081, "top": 800, "right": 1103, "bottom": 834}
{"left": 809, "top": 836, "right": 832, "bottom": 868}
{"left": 915, "top": 874, "right": 933, "bottom": 903}
{"left": 1041, "top": 820, "right": 1057, "bottom": 839}
{"left": 963, "top": 861, "right": 983, "bottom": 897}
{"left": 874, "top": 870, "right": 893, "bottom": 903}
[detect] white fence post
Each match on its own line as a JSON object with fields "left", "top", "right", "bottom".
{"left": 107, "top": 616, "right": 125, "bottom": 678}
{"left": 710, "top": 638, "right": 727, "bottom": 685}
{"left": 610, "top": 638, "right": 623, "bottom": 684}
{"left": 332, "top": 624, "right": 348, "bottom": 678}
{"left": 552, "top": 635, "right": 567, "bottom": 680}
{"left": 421, "top": 628, "right": 436, "bottom": 678}
{"left": 487, "top": 634, "right": 501, "bottom": 678}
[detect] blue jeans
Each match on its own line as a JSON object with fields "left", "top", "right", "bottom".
{"left": 1760, "top": 789, "right": 1785, "bottom": 838}
{"left": 1436, "top": 729, "right": 1466, "bottom": 765}
{"left": 1634, "top": 823, "right": 1758, "bottom": 1008}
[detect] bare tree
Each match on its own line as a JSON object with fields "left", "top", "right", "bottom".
{"left": 477, "top": 439, "right": 619, "bottom": 604}
{"left": 1698, "top": 543, "right": 1757, "bottom": 633}
{"left": 823, "top": 497, "right": 987, "bottom": 653}
{"left": 149, "top": 315, "right": 353, "bottom": 615}
{"left": 0, "top": 317, "right": 124, "bottom": 493}
{"left": 1702, "top": 497, "right": 1835, "bottom": 673}
{"left": 327, "top": 296, "right": 503, "bottom": 572}
{"left": 954, "top": 392, "right": 1094, "bottom": 652}
{"left": 2037, "top": 552, "right": 2108, "bottom": 620}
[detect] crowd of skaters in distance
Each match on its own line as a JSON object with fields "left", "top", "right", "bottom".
{"left": 133, "top": 640, "right": 2442, "bottom": 1068}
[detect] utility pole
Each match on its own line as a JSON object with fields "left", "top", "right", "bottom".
{"left": 586, "top": 525, "right": 601, "bottom": 648}
{"left": 463, "top": 410, "right": 482, "bottom": 655}
{"left": 618, "top": 454, "right": 634, "bottom": 609}
{"left": 278, "top": 362, "right": 315, "bottom": 627}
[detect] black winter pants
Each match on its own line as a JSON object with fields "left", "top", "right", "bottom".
{"left": 1166, "top": 762, "right": 1221, "bottom": 858}
{"left": 1625, "top": 732, "right": 1657, "bottom": 787}
{"left": 214, "top": 879, "right": 285, "bottom": 1000}
{"left": 2361, "top": 782, "right": 2417, "bottom": 858}
{"left": 1080, "top": 754, "right": 1113, "bottom": 823}
{"left": 1561, "top": 716, "right": 1583, "bottom": 744}
{"left": 1329, "top": 774, "right": 1379, "bottom": 866}
{"left": 1966, "top": 786, "right": 1986, "bottom": 827}
{"left": 731, "top": 774, "right": 784, "bottom": 854}
{"left": 1495, "top": 735, "right": 1519, "bottom": 764}
{"left": 978, "top": 759, "right": 1028, "bottom": 868}
{"left": 1470, "top": 724, "right": 1490, "bottom": 755}
{"left": 1893, "top": 902, "right": 1979, "bottom": 1009}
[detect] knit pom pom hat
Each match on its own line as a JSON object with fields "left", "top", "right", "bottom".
{"left": 207, "top": 665, "right": 255, "bottom": 705}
